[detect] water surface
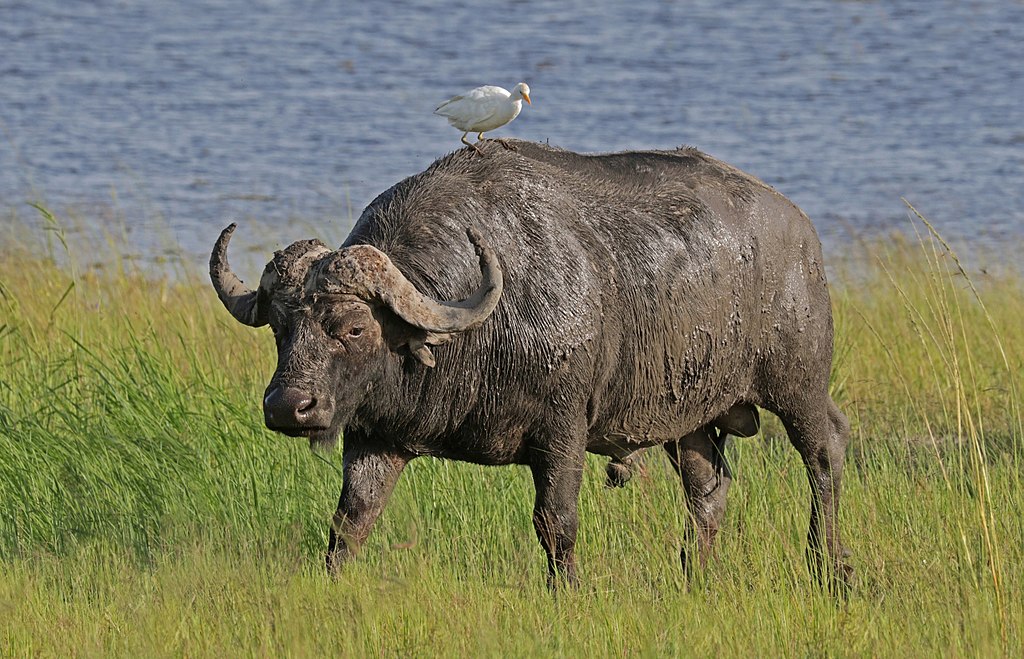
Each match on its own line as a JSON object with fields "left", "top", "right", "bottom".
{"left": 2, "top": 0, "right": 1022, "bottom": 264}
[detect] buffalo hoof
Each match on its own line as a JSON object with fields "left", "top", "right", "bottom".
{"left": 325, "top": 543, "right": 356, "bottom": 579}
{"left": 605, "top": 452, "right": 646, "bottom": 488}
{"left": 605, "top": 460, "right": 633, "bottom": 488}
{"left": 807, "top": 547, "right": 854, "bottom": 597}
{"left": 546, "top": 569, "right": 580, "bottom": 592}
{"left": 325, "top": 550, "right": 343, "bottom": 578}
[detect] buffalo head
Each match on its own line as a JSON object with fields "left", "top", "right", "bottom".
{"left": 209, "top": 223, "right": 503, "bottom": 446}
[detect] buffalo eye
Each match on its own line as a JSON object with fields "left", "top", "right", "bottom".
{"left": 326, "top": 322, "right": 365, "bottom": 345}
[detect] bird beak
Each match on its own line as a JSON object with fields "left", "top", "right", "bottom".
{"left": 522, "top": 93, "right": 532, "bottom": 105}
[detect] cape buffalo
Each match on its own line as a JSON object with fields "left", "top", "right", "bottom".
{"left": 210, "top": 140, "right": 852, "bottom": 588}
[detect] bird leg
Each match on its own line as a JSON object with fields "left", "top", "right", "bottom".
{"left": 462, "top": 132, "right": 483, "bottom": 155}
{"left": 476, "top": 133, "right": 516, "bottom": 153}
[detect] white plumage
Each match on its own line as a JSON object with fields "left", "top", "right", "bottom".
{"left": 434, "top": 82, "right": 532, "bottom": 153}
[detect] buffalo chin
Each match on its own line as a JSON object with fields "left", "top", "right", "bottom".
{"left": 307, "top": 425, "right": 342, "bottom": 452}
{"left": 267, "top": 423, "right": 341, "bottom": 451}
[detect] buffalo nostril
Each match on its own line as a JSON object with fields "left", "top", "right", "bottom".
{"left": 294, "top": 396, "right": 317, "bottom": 421}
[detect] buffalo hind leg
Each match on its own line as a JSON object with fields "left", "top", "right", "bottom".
{"left": 326, "top": 443, "right": 411, "bottom": 576}
{"left": 529, "top": 447, "right": 586, "bottom": 589}
{"left": 664, "top": 426, "right": 732, "bottom": 575}
{"left": 777, "top": 397, "right": 853, "bottom": 591}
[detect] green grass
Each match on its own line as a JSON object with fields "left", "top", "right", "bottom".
{"left": 1, "top": 209, "right": 1021, "bottom": 656}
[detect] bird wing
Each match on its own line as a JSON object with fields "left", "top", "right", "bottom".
{"left": 433, "top": 86, "right": 511, "bottom": 129}
{"left": 434, "top": 94, "right": 465, "bottom": 114}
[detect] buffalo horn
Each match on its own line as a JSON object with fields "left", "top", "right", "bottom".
{"left": 348, "top": 227, "right": 503, "bottom": 333}
{"left": 209, "top": 223, "right": 268, "bottom": 327}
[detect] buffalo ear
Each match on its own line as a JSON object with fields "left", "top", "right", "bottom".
{"left": 407, "top": 331, "right": 453, "bottom": 368}
{"left": 409, "top": 340, "right": 436, "bottom": 367}
{"left": 376, "top": 305, "right": 453, "bottom": 368}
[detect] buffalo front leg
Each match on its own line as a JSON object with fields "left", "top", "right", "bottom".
{"left": 780, "top": 398, "right": 853, "bottom": 591}
{"left": 663, "top": 426, "right": 732, "bottom": 575}
{"left": 529, "top": 447, "right": 586, "bottom": 589}
{"left": 326, "top": 444, "right": 411, "bottom": 576}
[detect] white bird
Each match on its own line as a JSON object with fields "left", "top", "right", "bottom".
{"left": 434, "top": 82, "right": 532, "bottom": 154}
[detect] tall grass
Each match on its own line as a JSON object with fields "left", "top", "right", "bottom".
{"left": 0, "top": 209, "right": 1021, "bottom": 655}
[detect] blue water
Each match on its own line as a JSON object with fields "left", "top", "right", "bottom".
{"left": 2, "top": 0, "right": 1022, "bottom": 265}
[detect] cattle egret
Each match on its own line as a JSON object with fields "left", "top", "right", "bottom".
{"left": 434, "top": 82, "right": 532, "bottom": 154}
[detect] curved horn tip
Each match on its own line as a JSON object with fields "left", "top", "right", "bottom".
{"left": 212, "top": 224, "right": 238, "bottom": 253}
{"left": 466, "top": 226, "right": 484, "bottom": 244}
{"left": 466, "top": 226, "right": 492, "bottom": 257}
